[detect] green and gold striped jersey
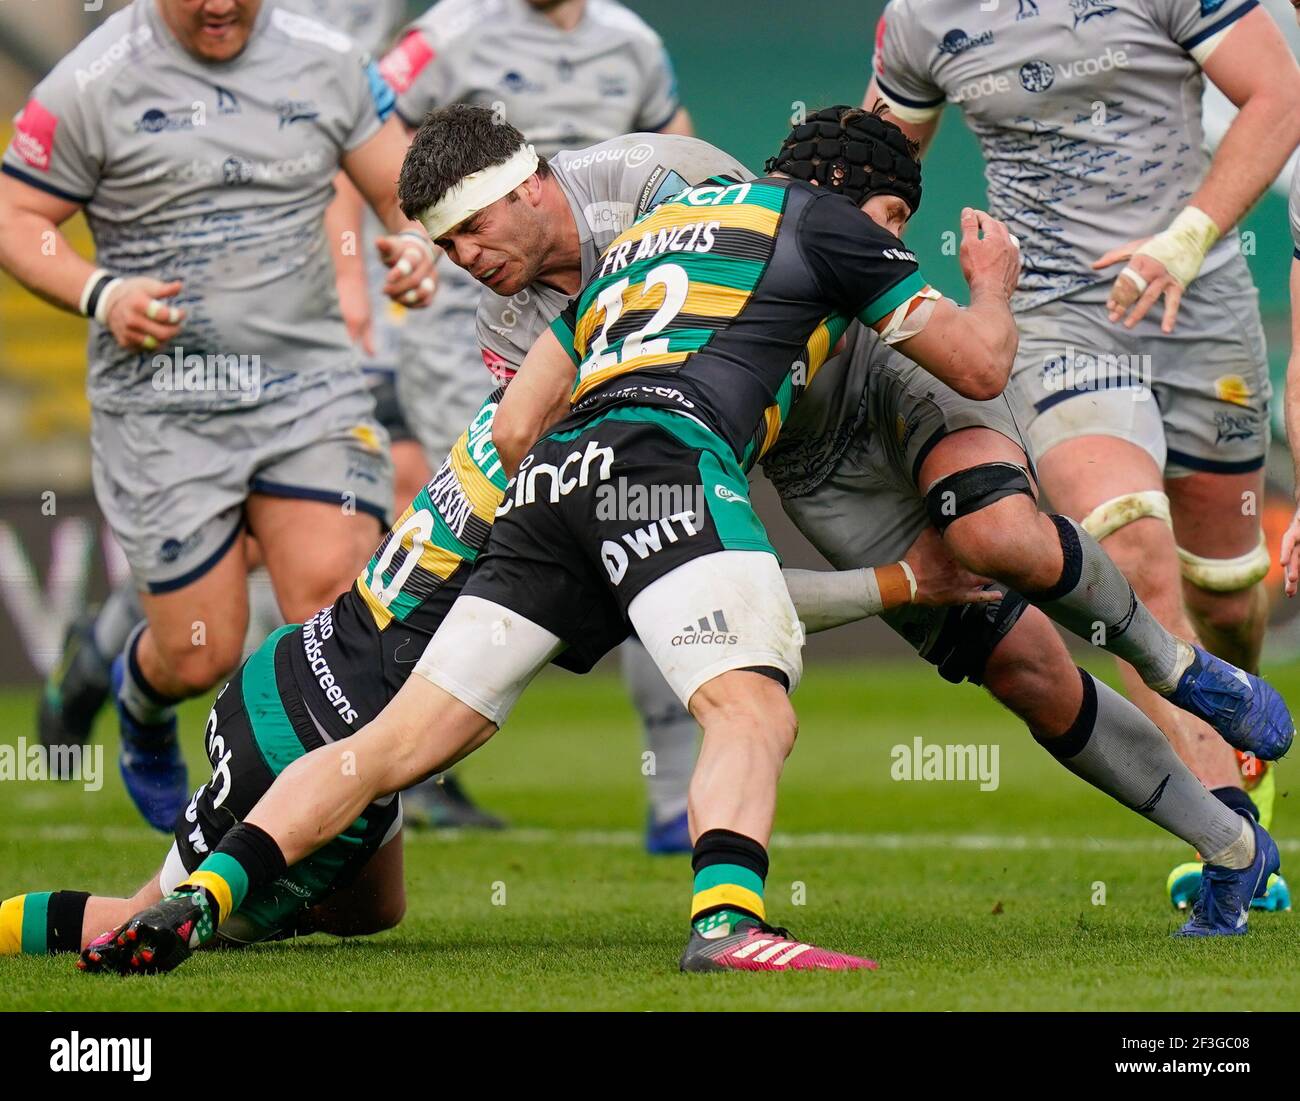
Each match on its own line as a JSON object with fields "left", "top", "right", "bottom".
{"left": 550, "top": 176, "right": 933, "bottom": 470}
{"left": 285, "top": 389, "right": 508, "bottom": 738}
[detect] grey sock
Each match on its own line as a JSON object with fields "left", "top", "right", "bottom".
{"left": 93, "top": 581, "right": 144, "bottom": 660}
{"left": 1029, "top": 516, "right": 1184, "bottom": 690}
{"left": 117, "top": 622, "right": 178, "bottom": 728}
{"left": 1036, "top": 670, "right": 1252, "bottom": 866}
{"left": 621, "top": 638, "right": 696, "bottom": 824}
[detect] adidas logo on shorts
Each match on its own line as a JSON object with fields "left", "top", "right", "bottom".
{"left": 671, "top": 610, "right": 739, "bottom": 647}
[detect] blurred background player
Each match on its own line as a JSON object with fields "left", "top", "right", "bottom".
{"left": 0, "top": 0, "right": 436, "bottom": 831}
{"left": 867, "top": 0, "right": 1300, "bottom": 906}
{"left": 367, "top": 0, "right": 699, "bottom": 840}
{"left": 34, "top": 0, "right": 412, "bottom": 783}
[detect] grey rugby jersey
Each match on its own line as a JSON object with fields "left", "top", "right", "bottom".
{"left": 280, "top": 0, "right": 405, "bottom": 53}
{"left": 3, "top": 0, "right": 396, "bottom": 412}
{"left": 873, "top": 0, "right": 1256, "bottom": 310}
{"left": 475, "top": 133, "right": 751, "bottom": 378}
{"left": 379, "top": 0, "right": 680, "bottom": 154}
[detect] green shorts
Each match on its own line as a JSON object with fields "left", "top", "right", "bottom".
{"left": 167, "top": 626, "right": 401, "bottom": 943}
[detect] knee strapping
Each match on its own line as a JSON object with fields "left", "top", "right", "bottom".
{"left": 924, "top": 462, "right": 1034, "bottom": 533}
{"left": 1080, "top": 491, "right": 1268, "bottom": 593}
{"left": 1079, "top": 490, "right": 1171, "bottom": 542}
{"left": 1178, "top": 533, "right": 1270, "bottom": 593}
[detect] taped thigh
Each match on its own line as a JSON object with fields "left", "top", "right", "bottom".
{"left": 413, "top": 595, "right": 564, "bottom": 727}
{"left": 924, "top": 462, "right": 1034, "bottom": 533}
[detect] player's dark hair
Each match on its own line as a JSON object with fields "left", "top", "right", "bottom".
{"left": 398, "top": 103, "right": 551, "bottom": 221}
{"left": 765, "top": 103, "right": 922, "bottom": 216}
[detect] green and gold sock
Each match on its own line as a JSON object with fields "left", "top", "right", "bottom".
{"left": 690, "top": 829, "right": 769, "bottom": 937}
{"left": 180, "top": 822, "right": 287, "bottom": 926}
{"left": 0, "top": 891, "right": 90, "bottom": 955}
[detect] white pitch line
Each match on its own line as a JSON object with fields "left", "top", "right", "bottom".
{"left": 8, "top": 823, "right": 1300, "bottom": 855}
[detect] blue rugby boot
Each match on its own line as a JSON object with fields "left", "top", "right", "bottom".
{"left": 646, "top": 809, "right": 692, "bottom": 855}
{"left": 112, "top": 655, "right": 186, "bottom": 832}
{"left": 1165, "top": 645, "right": 1293, "bottom": 761}
{"left": 1174, "top": 815, "right": 1281, "bottom": 936}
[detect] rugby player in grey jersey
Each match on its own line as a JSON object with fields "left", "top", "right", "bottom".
{"left": 85, "top": 106, "right": 1293, "bottom": 975}
{"left": 0, "top": 0, "right": 436, "bottom": 832}
{"left": 867, "top": 0, "right": 1300, "bottom": 906}
{"left": 368, "top": 0, "right": 697, "bottom": 840}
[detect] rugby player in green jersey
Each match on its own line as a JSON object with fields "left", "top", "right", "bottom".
{"left": 74, "top": 107, "right": 1288, "bottom": 972}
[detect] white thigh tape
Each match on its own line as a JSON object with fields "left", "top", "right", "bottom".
{"left": 1080, "top": 490, "right": 1171, "bottom": 542}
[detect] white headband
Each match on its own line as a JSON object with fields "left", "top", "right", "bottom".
{"left": 417, "top": 144, "right": 540, "bottom": 240}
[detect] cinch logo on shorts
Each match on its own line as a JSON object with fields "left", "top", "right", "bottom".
{"left": 671, "top": 610, "right": 739, "bottom": 647}
{"left": 13, "top": 99, "right": 58, "bottom": 171}
{"left": 496, "top": 440, "right": 614, "bottom": 516}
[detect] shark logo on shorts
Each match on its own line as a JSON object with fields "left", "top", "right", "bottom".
{"left": 1214, "top": 411, "right": 1259, "bottom": 445}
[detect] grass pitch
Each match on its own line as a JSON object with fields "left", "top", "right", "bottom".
{"left": 2, "top": 656, "right": 1298, "bottom": 1011}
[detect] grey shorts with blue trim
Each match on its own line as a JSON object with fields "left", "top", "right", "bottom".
{"left": 1003, "top": 257, "right": 1270, "bottom": 478}
{"left": 92, "top": 372, "right": 393, "bottom": 593}
{"left": 778, "top": 350, "right": 1029, "bottom": 684}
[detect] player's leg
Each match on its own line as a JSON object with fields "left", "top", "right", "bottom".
{"left": 1153, "top": 263, "right": 1284, "bottom": 908}
{"left": 80, "top": 607, "right": 509, "bottom": 974}
{"left": 1, "top": 879, "right": 155, "bottom": 958}
{"left": 243, "top": 378, "right": 392, "bottom": 623}
{"left": 395, "top": 326, "right": 509, "bottom": 830}
{"left": 297, "top": 830, "right": 407, "bottom": 939}
{"left": 622, "top": 637, "right": 697, "bottom": 853}
{"left": 1168, "top": 470, "right": 1269, "bottom": 670}
{"left": 920, "top": 428, "right": 1290, "bottom": 761}
{"left": 969, "top": 603, "right": 1278, "bottom": 934}
{"left": 37, "top": 581, "right": 143, "bottom": 752}
{"left": 91, "top": 405, "right": 260, "bottom": 829}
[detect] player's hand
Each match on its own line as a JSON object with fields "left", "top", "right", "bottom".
{"left": 337, "top": 272, "right": 376, "bottom": 357}
{"left": 903, "top": 526, "right": 1001, "bottom": 608}
{"left": 958, "top": 208, "right": 1020, "bottom": 299}
{"left": 1279, "top": 507, "right": 1300, "bottom": 598}
{"left": 101, "top": 277, "right": 185, "bottom": 352}
{"left": 1092, "top": 239, "right": 1182, "bottom": 333}
{"left": 376, "top": 232, "right": 436, "bottom": 308}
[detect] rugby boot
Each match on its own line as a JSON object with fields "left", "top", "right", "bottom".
{"left": 38, "top": 610, "right": 111, "bottom": 755}
{"left": 1174, "top": 814, "right": 1281, "bottom": 936}
{"left": 78, "top": 887, "right": 216, "bottom": 975}
{"left": 403, "top": 772, "right": 507, "bottom": 830}
{"left": 680, "top": 918, "right": 877, "bottom": 972}
{"left": 646, "top": 809, "right": 692, "bottom": 855}
{"left": 112, "top": 655, "right": 187, "bottom": 832}
{"left": 1165, "top": 645, "right": 1293, "bottom": 760}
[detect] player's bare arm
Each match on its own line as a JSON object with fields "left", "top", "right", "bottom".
{"left": 341, "top": 116, "right": 436, "bottom": 308}
{"left": 492, "top": 328, "right": 580, "bottom": 475}
{"left": 862, "top": 76, "right": 939, "bottom": 156}
{"left": 894, "top": 208, "right": 1020, "bottom": 401}
{"left": 656, "top": 107, "right": 695, "bottom": 137}
{"left": 325, "top": 171, "right": 376, "bottom": 356}
{"left": 1093, "top": 8, "right": 1300, "bottom": 331}
{"left": 0, "top": 174, "right": 184, "bottom": 352}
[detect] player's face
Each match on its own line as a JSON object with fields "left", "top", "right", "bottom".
{"left": 861, "top": 194, "right": 913, "bottom": 239}
{"left": 160, "top": 0, "right": 261, "bottom": 63}
{"left": 437, "top": 194, "right": 548, "bottom": 296}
